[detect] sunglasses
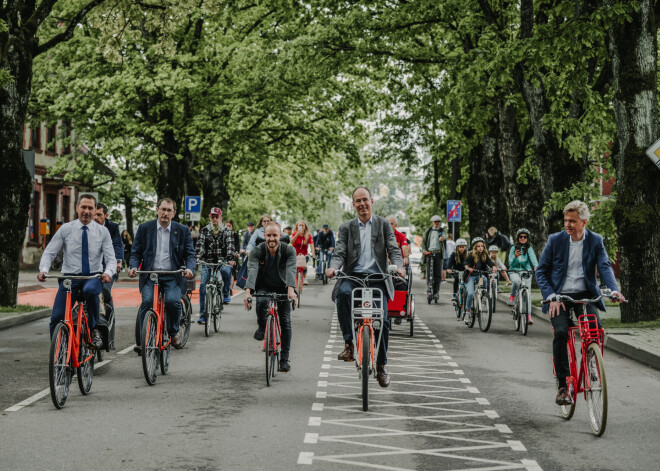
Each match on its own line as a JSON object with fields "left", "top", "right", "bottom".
{"left": 519, "top": 235, "right": 528, "bottom": 239}
{"left": 210, "top": 214, "right": 220, "bottom": 219}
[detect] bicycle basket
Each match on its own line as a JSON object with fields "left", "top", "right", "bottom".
{"left": 578, "top": 313, "right": 602, "bottom": 342}
{"left": 351, "top": 287, "right": 384, "bottom": 319}
{"left": 296, "top": 254, "right": 307, "bottom": 267}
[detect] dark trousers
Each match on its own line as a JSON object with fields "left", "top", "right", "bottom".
{"left": 551, "top": 290, "right": 600, "bottom": 388}
{"left": 50, "top": 277, "right": 102, "bottom": 338}
{"left": 255, "top": 289, "right": 292, "bottom": 361}
{"left": 137, "top": 275, "right": 182, "bottom": 339}
{"left": 336, "top": 276, "right": 390, "bottom": 365}
{"left": 428, "top": 253, "right": 443, "bottom": 295}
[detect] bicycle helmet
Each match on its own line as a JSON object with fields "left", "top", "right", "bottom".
{"left": 456, "top": 238, "right": 468, "bottom": 247}
{"left": 488, "top": 245, "right": 499, "bottom": 252}
{"left": 471, "top": 237, "right": 485, "bottom": 247}
{"left": 516, "top": 228, "right": 530, "bottom": 239}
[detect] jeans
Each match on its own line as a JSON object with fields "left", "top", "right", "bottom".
{"left": 50, "top": 277, "right": 102, "bottom": 338}
{"left": 465, "top": 275, "right": 486, "bottom": 312}
{"left": 316, "top": 250, "right": 333, "bottom": 275}
{"left": 336, "top": 276, "right": 389, "bottom": 365}
{"left": 199, "top": 265, "right": 232, "bottom": 315}
{"left": 255, "top": 289, "right": 292, "bottom": 361}
{"left": 551, "top": 291, "right": 600, "bottom": 388}
{"left": 137, "top": 275, "right": 182, "bottom": 340}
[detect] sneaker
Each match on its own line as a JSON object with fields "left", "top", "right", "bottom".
{"left": 527, "top": 314, "right": 534, "bottom": 325}
{"left": 279, "top": 359, "right": 291, "bottom": 372}
{"left": 197, "top": 316, "right": 206, "bottom": 325}
{"left": 253, "top": 328, "right": 265, "bottom": 341}
{"left": 556, "top": 387, "right": 572, "bottom": 405}
{"left": 91, "top": 329, "right": 103, "bottom": 348}
{"left": 303, "top": 279, "right": 309, "bottom": 285}
{"left": 464, "top": 311, "right": 472, "bottom": 325}
{"left": 223, "top": 297, "right": 231, "bottom": 304}
{"left": 497, "top": 288, "right": 503, "bottom": 294}
{"left": 171, "top": 331, "right": 182, "bottom": 348}
{"left": 507, "top": 295, "right": 515, "bottom": 306}
{"left": 451, "top": 294, "right": 457, "bottom": 301}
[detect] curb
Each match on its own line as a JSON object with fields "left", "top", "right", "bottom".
{"left": 495, "top": 294, "right": 659, "bottom": 370}
{"left": 0, "top": 308, "right": 51, "bottom": 331}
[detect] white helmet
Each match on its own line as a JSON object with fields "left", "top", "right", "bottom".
{"left": 489, "top": 245, "right": 499, "bottom": 252}
{"left": 456, "top": 238, "right": 468, "bottom": 247}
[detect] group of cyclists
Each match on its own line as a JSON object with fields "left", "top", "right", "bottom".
{"left": 38, "top": 192, "right": 625, "bottom": 406}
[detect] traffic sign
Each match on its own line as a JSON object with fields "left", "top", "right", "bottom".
{"left": 185, "top": 196, "right": 201, "bottom": 213}
{"left": 644, "top": 139, "right": 660, "bottom": 171}
{"left": 447, "top": 200, "right": 462, "bottom": 222}
{"left": 185, "top": 212, "right": 201, "bottom": 222}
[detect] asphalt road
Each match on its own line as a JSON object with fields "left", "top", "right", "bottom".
{"left": 1, "top": 276, "right": 659, "bottom": 470}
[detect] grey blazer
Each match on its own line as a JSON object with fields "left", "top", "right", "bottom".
{"left": 245, "top": 242, "right": 297, "bottom": 292}
{"left": 330, "top": 215, "right": 403, "bottom": 300}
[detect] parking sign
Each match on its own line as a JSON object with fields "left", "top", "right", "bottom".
{"left": 185, "top": 196, "right": 201, "bottom": 213}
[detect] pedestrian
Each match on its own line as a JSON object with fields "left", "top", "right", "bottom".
{"left": 121, "top": 230, "right": 132, "bottom": 266}
{"left": 240, "top": 221, "right": 255, "bottom": 262}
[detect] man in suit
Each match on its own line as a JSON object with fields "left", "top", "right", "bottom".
{"left": 326, "top": 187, "right": 405, "bottom": 388}
{"left": 94, "top": 203, "right": 124, "bottom": 312}
{"left": 536, "top": 200, "right": 625, "bottom": 405}
{"left": 37, "top": 194, "right": 116, "bottom": 346}
{"left": 128, "top": 198, "right": 196, "bottom": 351}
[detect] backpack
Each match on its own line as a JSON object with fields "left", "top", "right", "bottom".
{"left": 235, "top": 242, "right": 289, "bottom": 290}
{"left": 499, "top": 233, "right": 512, "bottom": 253}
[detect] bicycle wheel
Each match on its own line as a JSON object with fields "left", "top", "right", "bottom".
{"left": 490, "top": 282, "right": 497, "bottom": 313}
{"left": 297, "top": 272, "right": 303, "bottom": 307}
{"left": 205, "top": 284, "right": 214, "bottom": 337}
{"left": 141, "top": 310, "right": 159, "bottom": 385}
{"left": 213, "top": 284, "right": 222, "bottom": 333}
{"left": 134, "top": 309, "right": 142, "bottom": 346}
{"left": 77, "top": 312, "right": 94, "bottom": 395}
{"left": 468, "top": 295, "right": 477, "bottom": 328}
{"left": 361, "top": 326, "right": 370, "bottom": 412}
{"left": 478, "top": 292, "right": 492, "bottom": 332}
{"left": 520, "top": 290, "right": 529, "bottom": 336}
{"left": 160, "top": 322, "right": 170, "bottom": 376}
{"left": 586, "top": 343, "right": 608, "bottom": 436}
{"left": 49, "top": 323, "right": 71, "bottom": 409}
{"left": 176, "top": 295, "right": 192, "bottom": 348}
{"left": 265, "top": 316, "right": 274, "bottom": 386}
{"left": 409, "top": 294, "right": 415, "bottom": 337}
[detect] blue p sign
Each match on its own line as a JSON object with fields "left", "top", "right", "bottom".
{"left": 185, "top": 196, "right": 201, "bottom": 213}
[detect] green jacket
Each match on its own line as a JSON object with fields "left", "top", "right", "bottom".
{"left": 421, "top": 227, "right": 446, "bottom": 261}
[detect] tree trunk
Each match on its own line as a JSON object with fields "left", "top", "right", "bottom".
{"left": 449, "top": 153, "right": 462, "bottom": 238}
{"left": 0, "top": 26, "right": 36, "bottom": 306}
{"left": 202, "top": 157, "right": 231, "bottom": 215}
{"left": 467, "top": 115, "right": 508, "bottom": 241}
{"left": 607, "top": 0, "right": 660, "bottom": 322}
{"left": 124, "top": 192, "right": 134, "bottom": 239}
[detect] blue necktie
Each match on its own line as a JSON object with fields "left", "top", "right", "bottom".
{"left": 81, "top": 226, "right": 90, "bottom": 275}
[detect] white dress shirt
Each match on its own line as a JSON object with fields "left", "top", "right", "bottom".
{"left": 153, "top": 222, "right": 173, "bottom": 270}
{"left": 39, "top": 220, "right": 116, "bottom": 277}
{"left": 353, "top": 217, "right": 379, "bottom": 274}
{"left": 560, "top": 232, "right": 587, "bottom": 294}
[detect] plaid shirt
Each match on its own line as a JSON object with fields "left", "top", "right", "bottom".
{"left": 196, "top": 224, "right": 236, "bottom": 262}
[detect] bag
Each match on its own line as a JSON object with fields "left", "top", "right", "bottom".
{"left": 499, "top": 233, "right": 512, "bottom": 253}
{"left": 236, "top": 261, "right": 249, "bottom": 289}
{"left": 296, "top": 254, "right": 307, "bottom": 268}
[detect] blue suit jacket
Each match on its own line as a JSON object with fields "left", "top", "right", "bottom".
{"left": 104, "top": 219, "right": 124, "bottom": 263}
{"left": 129, "top": 220, "right": 196, "bottom": 294}
{"left": 535, "top": 230, "right": 618, "bottom": 312}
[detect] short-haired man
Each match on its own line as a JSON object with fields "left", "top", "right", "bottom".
{"left": 315, "top": 224, "right": 335, "bottom": 279}
{"left": 240, "top": 222, "right": 255, "bottom": 262}
{"left": 38, "top": 194, "right": 116, "bottom": 346}
{"left": 196, "top": 207, "right": 236, "bottom": 324}
{"left": 243, "top": 221, "right": 298, "bottom": 372}
{"left": 326, "top": 187, "right": 405, "bottom": 388}
{"left": 129, "top": 198, "right": 196, "bottom": 351}
{"left": 536, "top": 200, "right": 626, "bottom": 405}
{"left": 387, "top": 216, "right": 409, "bottom": 266}
{"left": 93, "top": 203, "right": 124, "bottom": 312}
{"left": 422, "top": 215, "right": 446, "bottom": 301}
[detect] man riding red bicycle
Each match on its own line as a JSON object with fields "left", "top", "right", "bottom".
{"left": 536, "top": 200, "right": 626, "bottom": 405}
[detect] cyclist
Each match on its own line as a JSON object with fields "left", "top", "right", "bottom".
{"left": 421, "top": 215, "right": 446, "bottom": 300}
{"left": 225, "top": 219, "right": 240, "bottom": 289}
{"left": 196, "top": 207, "right": 236, "bottom": 324}
{"left": 444, "top": 233, "right": 456, "bottom": 280}
{"left": 447, "top": 238, "right": 468, "bottom": 301}
{"left": 388, "top": 216, "right": 409, "bottom": 266}
{"left": 243, "top": 221, "right": 297, "bottom": 372}
{"left": 488, "top": 245, "right": 511, "bottom": 292}
{"left": 315, "top": 224, "right": 335, "bottom": 279}
{"left": 291, "top": 220, "right": 315, "bottom": 285}
{"left": 128, "top": 198, "right": 196, "bottom": 351}
{"left": 507, "top": 228, "right": 538, "bottom": 326}
{"left": 93, "top": 202, "right": 124, "bottom": 315}
{"left": 536, "top": 200, "right": 625, "bottom": 405}
{"left": 37, "top": 194, "right": 116, "bottom": 346}
{"left": 463, "top": 237, "right": 497, "bottom": 325}
{"left": 326, "top": 186, "right": 405, "bottom": 388}
{"left": 240, "top": 222, "right": 255, "bottom": 262}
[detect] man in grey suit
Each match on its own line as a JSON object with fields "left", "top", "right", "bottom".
{"left": 326, "top": 187, "right": 405, "bottom": 388}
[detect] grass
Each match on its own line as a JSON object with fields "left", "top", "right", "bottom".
{"left": 602, "top": 318, "right": 660, "bottom": 329}
{"left": 0, "top": 304, "right": 48, "bottom": 314}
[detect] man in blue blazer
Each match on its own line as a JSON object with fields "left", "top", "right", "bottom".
{"left": 536, "top": 200, "right": 625, "bottom": 405}
{"left": 94, "top": 203, "right": 124, "bottom": 297}
{"left": 128, "top": 198, "right": 196, "bottom": 351}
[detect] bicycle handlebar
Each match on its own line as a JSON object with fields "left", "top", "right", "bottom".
{"left": 135, "top": 268, "right": 186, "bottom": 275}
{"left": 197, "top": 260, "right": 227, "bottom": 267}
{"left": 44, "top": 274, "right": 102, "bottom": 280}
{"left": 542, "top": 290, "right": 627, "bottom": 305}
{"left": 246, "top": 293, "right": 296, "bottom": 311}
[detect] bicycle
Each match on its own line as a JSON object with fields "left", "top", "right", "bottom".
{"left": 509, "top": 269, "right": 534, "bottom": 335}
{"left": 425, "top": 251, "right": 442, "bottom": 304}
{"left": 46, "top": 274, "right": 100, "bottom": 409}
{"left": 199, "top": 260, "right": 226, "bottom": 337}
{"left": 316, "top": 249, "right": 330, "bottom": 285}
{"left": 135, "top": 269, "right": 184, "bottom": 385}
{"left": 334, "top": 269, "right": 395, "bottom": 411}
{"left": 451, "top": 271, "right": 467, "bottom": 321}
{"left": 295, "top": 254, "right": 307, "bottom": 307}
{"left": 247, "top": 293, "right": 295, "bottom": 386}
{"left": 543, "top": 291, "right": 625, "bottom": 436}
{"left": 489, "top": 271, "right": 498, "bottom": 314}
{"left": 134, "top": 280, "right": 191, "bottom": 350}
{"left": 465, "top": 269, "right": 493, "bottom": 332}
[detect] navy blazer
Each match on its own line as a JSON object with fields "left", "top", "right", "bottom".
{"left": 130, "top": 219, "right": 196, "bottom": 294}
{"left": 104, "top": 219, "right": 124, "bottom": 263}
{"left": 535, "top": 229, "right": 618, "bottom": 312}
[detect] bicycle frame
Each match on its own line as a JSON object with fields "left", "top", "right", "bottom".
{"left": 61, "top": 279, "right": 93, "bottom": 369}
{"left": 150, "top": 274, "right": 170, "bottom": 351}
{"left": 263, "top": 299, "right": 282, "bottom": 354}
{"left": 562, "top": 312, "right": 605, "bottom": 401}
{"left": 351, "top": 287, "right": 385, "bottom": 377}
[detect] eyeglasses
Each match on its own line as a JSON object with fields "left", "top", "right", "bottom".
{"left": 262, "top": 219, "right": 272, "bottom": 224}
{"left": 159, "top": 208, "right": 174, "bottom": 213}
{"left": 209, "top": 214, "right": 220, "bottom": 219}
{"left": 519, "top": 235, "right": 528, "bottom": 239}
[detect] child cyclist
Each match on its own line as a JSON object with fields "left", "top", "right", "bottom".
{"left": 446, "top": 238, "right": 469, "bottom": 301}
{"left": 463, "top": 238, "right": 497, "bottom": 325}
{"left": 488, "top": 245, "right": 511, "bottom": 292}
{"left": 507, "top": 228, "right": 538, "bottom": 325}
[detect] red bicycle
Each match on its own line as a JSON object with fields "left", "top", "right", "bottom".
{"left": 545, "top": 291, "right": 625, "bottom": 436}
{"left": 47, "top": 275, "right": 100, "bottom": 409}
{"left": 136, "top": 269, "right": 184, "bottom": 385}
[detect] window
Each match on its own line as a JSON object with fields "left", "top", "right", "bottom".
{"left": 46, "top": 124, "right": 57, "bottom": 153}
{"left": 31, "top": 126, "right": 40, "bottom": 150}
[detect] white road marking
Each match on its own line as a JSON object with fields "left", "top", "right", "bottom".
{"left": 297, "top": 452, "right": 314, "bottom": 465}
{"left": 118, "top": 344, "right": 136, "bottom": 355}
{"left": 308, "top": 417, "right": 322, "bottom": 426}
{"left": 304, "top": 433, "right": 319, "bottom": 444}
{"left": 522, "top": 459, "right": 543, "bottom": 470}
{"left": 496, "top": 424, "right": 513, "bottom": 434}
{"left": 508, "top": 440, "right": 527, "bottom": 451}
{"left": 312, "top": 403, "right": 324, "bottom": 411}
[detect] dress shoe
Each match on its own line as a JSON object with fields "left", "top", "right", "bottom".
{"left": 376, "top": 364, "right": 390, "bottom": 388}
{"left": 91, "top": 329, "right": 103, "bottom": 348}
{"left": 254, "top": 328, "right": 265, "bottom": 341}
{"left": 337, "top": 343, "right": 354, "bottom": 361}
{"left": 171, "top": 331, "right": 182, "bottom": 348}
{"left": 279, "top": 359, "right": 291, "bottom": 372}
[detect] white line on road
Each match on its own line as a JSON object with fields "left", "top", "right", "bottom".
{"left": 297, "top": 452, "right": 314, "bottom": 465}
{"left": 118, "top": 345, "right": 135, "bottom": 355}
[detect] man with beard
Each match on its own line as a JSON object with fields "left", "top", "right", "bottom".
{"left": 244, "top": 221, "right": 297, "bottom": 372}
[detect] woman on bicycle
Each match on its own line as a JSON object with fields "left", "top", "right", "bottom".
{"left": 463, "top": 238, "right": 496, "bottom": 325}
{"left": 291, "top": 220, "right": 315, "bottom": 285}
{"left": 447, "top": 238, "right": 468, "bottom": 300}
{"left": 245, "top": 214, "right": 273, "bottom": 254}
{"left": 488, "top": 245, "right": 511, "bottom": 290}
{"left": 507, "top": 228, "right": 538, "bottom": 324}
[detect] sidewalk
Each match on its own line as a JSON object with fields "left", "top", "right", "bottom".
{"left": 496, "top": 290, "right": 660, "bottom": 370}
